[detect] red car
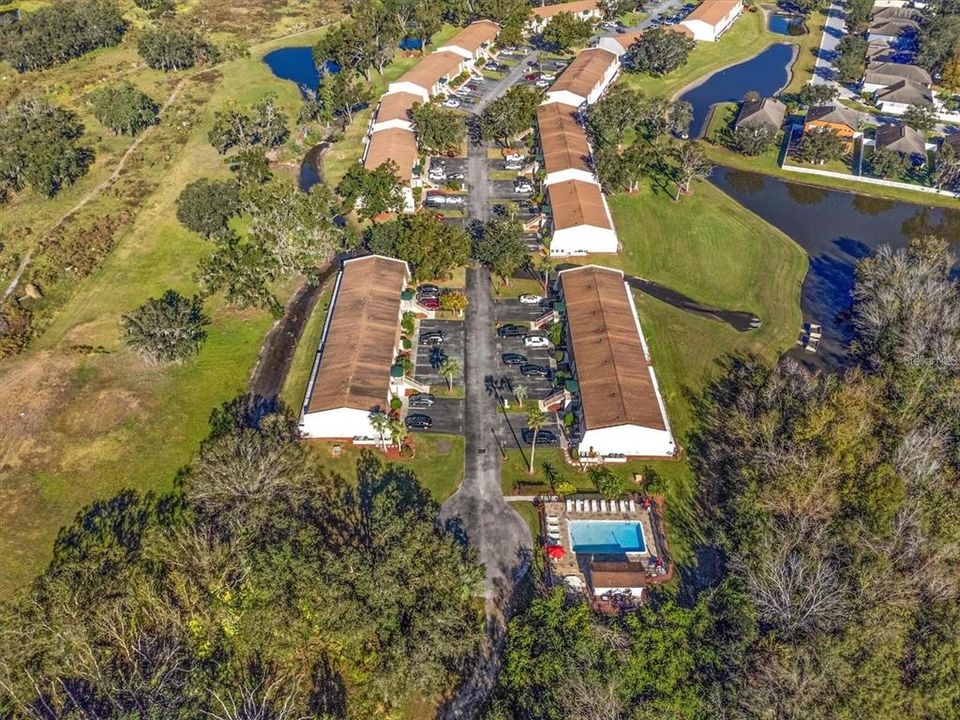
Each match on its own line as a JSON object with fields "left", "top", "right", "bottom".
{"left": 524, "top": 73, "right": 539, "bottom": 81}
{"left": 419, "top": 297, "right": 440, "bottom": 310}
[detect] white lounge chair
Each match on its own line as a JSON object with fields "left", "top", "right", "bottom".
{"left": 628, "top": 499, "right": 635, "bottom": 512}
{"left": 577, "top": 499, "right": 585, "bottom": 512}
{"left": 546, "top": 515, "right": 559, "bottom": 523}
{"left": 618, "top": 500, "right": 625, "bottom": 513}
{"left": 566, "top": 499, "right": 572, "bottom": 512}
{"left": 590, "top": 499, "right": 597, "bottom": 512}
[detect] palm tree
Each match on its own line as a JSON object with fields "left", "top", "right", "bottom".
{"left": 512, "top": 384, "right": 528, "bottom": 410}
{"left": 439, "top": 357, "right": 460, "bottom": 391}
{"left": 387, "top": 414, "right": 406, "bottom": 451}
{"left": 369, "top": 411, "right": 390, "bottom": 451}
{"left": 526, "top": 406, "right": 545, "bottom": 474}
{"left": 539, "top": 255, "right": 556, "bottom": 293}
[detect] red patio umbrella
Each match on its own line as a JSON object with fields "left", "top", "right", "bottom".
{"left": 546, "top": 545, "right": 566, "bottom": 560}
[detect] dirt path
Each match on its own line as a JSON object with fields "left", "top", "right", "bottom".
{"left": 2, "top": 24, "right": 332, "bottom": 305}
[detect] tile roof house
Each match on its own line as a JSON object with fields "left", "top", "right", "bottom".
{"left": 558, "top": 265, "right": 675, "bottom": 458}
{"left": 545, "top": 47, "right": 619, "bottom": 107}
{"left": 734, "top": 97, "right": 787, "bottom": 131}
{"left": 300, "top": 256, "right": 411, "bottom": 441}
{"left": 874, "top": 123, "right": 927, "bottom": 163}
{"left": 867, "top": 8, "right": 921, "bottom": 44}
{"left": 529, "top": 0, "right": 601, "bottom": 32}
{"left": 597, "top": 25, "right": 694, "bottom": 57}
{"left": 680, "top": 0, "right": 743, "bottom": 42}
{"left": 536, "top": 102, "right": 595, "bottom": 185}
{"left": 362, "top": 127, "right": 418, "bottom": 210}
{"left": 436, "top": 20, "right": 499, "bottom": 63}
{"left": 370, "top": 91, "right": 419, "bottom": 132}
{"left": 388, "top": 50, "right": 465, "bottom": 101}
{"left": 546, "top": 179, "right": 618, "bottom": 256}
{"left": 875, "top": 79, "right": 934, "bottom": 115}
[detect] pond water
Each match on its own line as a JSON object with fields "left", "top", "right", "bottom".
{"left": 711, "top": 168, "right": 960, "bottom": 370}
{"left": 679, "top": 43, "right": 796, "bottom": 138}
{"left": 262, "top": 46, "right": 339, "bottom": 96}
{"left": 768, "top": 13, "right": 805, "bottom": 36}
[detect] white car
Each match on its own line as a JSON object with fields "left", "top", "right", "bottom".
{"left": 428, "top": 170, "right": 446, "bottom": 181}
{"left": 519, "top": 294, "right": 543, "bottom": 304}
{"left": 541, "top": 72, "right": 556, "bottom": 81}
{"left": 442, "top": 98, "right": 461, "bottom": 108}
{"left": 504, "top": 153, "right": 524, "bottom": 163}
{"left": 535, "top": 79, "right": 550, "bottom": 88}
{"left": 523, "top": 335, "right": 550, "bottom": 349}
{"left": 514, "top": 181, "right": 534, "bottom": 193}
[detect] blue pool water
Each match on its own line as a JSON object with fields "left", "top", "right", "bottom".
{"left": 569, "top": 520, "right": 646, "bottom": 554}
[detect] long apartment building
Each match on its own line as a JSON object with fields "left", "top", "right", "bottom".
{"left": 361, "top": 21, "right": 499, "bottom": 212}
{"left": 558, "top": 265, "right": 675, "bottom": 459}
{"left": 536, "top": 47, "right": 620, "bottom": 256}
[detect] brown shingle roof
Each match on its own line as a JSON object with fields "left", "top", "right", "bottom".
{"left": 734, "top": 97, "right": 787, "bottom": 130}
{"left": 560, "top": 266, "right": 667, "bottom": 432}
{"left": 684, "top": 0, "right": 741, "bottom": 26}
{"left": 363, "top": 128, "right": 417, "bottom": 182}
{"left": 536, "top": 103, "right": 592, "bottom": 175}
{"left": 548, "top": 179, "right": 611, "bottom": 231}
{"left": 805, "top": 104, "right": 862, "bottom": 130}
{"left": 864, "top": 62, "right": 931, "bottom": 86}
{"left": 876, "top": 79, "right": 933, "bottom": 106}
{"left": 396, "top": 51, "right": 463, "bottom": 92}
{"left": 307, "top": 256, "right": 409, "bottom": 414}
{"left": 444, "top": 20, "right": 499, "bottom": 53}
{"left": 875, "top": 123, "right": 926, "bottom": 157}
{"left": 375, "top": 92, "right": 420, "bottom": 125}
{"left": 550, "top": 48, "right": 617, "bottom": 100}
{"left": 532, "top": 0, "right": 598, "bottom": 19}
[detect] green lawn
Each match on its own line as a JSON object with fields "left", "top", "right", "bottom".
{"left": 621, "top": 10, "right": 774, "bottom": 98}
{"left": 280, "top": 282, "right": 334, "bottom": 408}
{"left": 307, "top": 434, "right": 465, "bottom": 502}
{"left": 782, "top": 9, "right": 829, "bottom": 94}
{"left": 510, "top": 501, "right": 541, "bottom": 541}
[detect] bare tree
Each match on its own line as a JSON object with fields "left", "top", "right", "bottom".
{"left": 208, "top": 675, "right": 309, "bottom": 720}
{"left": 559, "top": 675, "right": 624, "bottom": 720}
{"left": 741, "top": 515, "right": 847, "bottom": 636}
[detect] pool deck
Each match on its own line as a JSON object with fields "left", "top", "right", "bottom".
{"left": 540, "top": 496, "right": 671, "bottom": 601}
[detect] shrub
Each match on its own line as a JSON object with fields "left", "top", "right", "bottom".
{"left": 89, "top": 82, "right": 160, "bottom": 136}
{"left": 589, "top": 466, "right": 625, "bottom": 498}
{"left": 138, "top": 24, "right": 219, "bottom": 71}
{"left": 390, "top": 395, "right": 403, "bottom": 411}
{"left": 175, "top": 178, "right": 241, "bottom": 237}
{"left": 120, "top": 290, "right": 209, "bottom": 363}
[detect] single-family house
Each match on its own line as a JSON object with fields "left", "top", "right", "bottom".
{"left": 680, "top": 0, "right": 743, "bottom": 42}
{"left": 734, "top": 97, "right": 787, "bottom": 132}
{"left": 536, "top": 102, "right": 596, "bottom": 186}
{"left": 388, "top": 50, "right": 465, "bottom": 101}
{"left": 804, "top": 104, "right": 863, "bottom": 147}
{"left": 861, "top": 62, "right": 931, "bottom": 94}
{"left": 544, "top": 48, "right": 619, "bottom": 107}
{"left": 300, "top": 256, "right": 411, "bottom": 441}
{"left": 874, "top": 123, "right": 927, "bottom": 164}
{"left": 547, "top": 180, "right": 618, "bottom": 256}
{"left": 436, "top": 20, "right": 499, "bottom": 67}
{"left": 529, "top": 0, "right": 601, "bottom": 34}
{"left": 875, "top": 78, "right": 934, "bottom": 115}
{"left": 558, "top": 265, "right": 675, "bottom": 458}
{"left": 362, "top": 128, "right": 418, "bottom": 211}
{"left": 370, "top": 91, "right": 419, "bottom": 132}
{"left": 597, "top": 25, "right": 694, "bottom": 57}
{"left": 867, "top": 7, "right": 921, "bottom": 45}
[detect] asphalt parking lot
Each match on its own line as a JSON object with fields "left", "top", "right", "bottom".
{"left": 414, "top": 318, "right": 465, "bottom": 388}
{"left": 427, "top": 156, "right": 468, "bottom": 187}
{"left": 491, "top": 180, "right": 535, "bottom": 201}
{"left": 456, "top": 75, "right": 501, "bottom": 109}
{"left": 495, "top": 297, "right": 550, "bottom": 324}
{"left": 416, "top": 397, "right": 464, "bottom": 435}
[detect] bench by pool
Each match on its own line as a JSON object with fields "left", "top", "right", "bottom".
{"left": 568, "top": 520, "right": 646, "bottom": 555}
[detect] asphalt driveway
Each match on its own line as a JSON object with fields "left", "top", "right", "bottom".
{"left": 415, "top": 318, "right": 465, "bottom": 388}
{"left": 415, "top": 397, "right": 464, "bottom": 435}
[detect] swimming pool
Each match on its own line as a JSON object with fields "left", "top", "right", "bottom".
{"left": 568, "top": 520, "right": 646, "bottom": 555}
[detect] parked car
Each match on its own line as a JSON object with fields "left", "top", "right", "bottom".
{"left": 524, "top": 72, "right": 539, "bottom": 81}
{"left": 419, "top": 330, "right": 445, "bottom": 344}
{"left": 405, "top": 413, "right": 433, "bottom": 429}
{"left": 498, "top": 324, "right": 526, "bottom": 338}
{"left": 523, "top": 335, "right": 550, "bottom": 348}
{"left": 442, "top": 97, "right": 461, "bottom": 108}
{"left": 522, "top": 428, "right": 559, "bottom": 445}
{"left": 540, "top": 72, "right": 556, "bottom": 81}
{"left": 519, "top": 293, "right": 543, "bottom": 304}
{"left": 446, "top": 171, "right": 465, "bottom": 181}
{"left": 514, "top": 180, "right": 534, "bottom": 193}
{"left": 504, "top": 152, "right": 524, "bottom": 162}
{"left": 408, "top": 393, "right": 435, "bottom": 407}
{"left": 429, "top": 171, "right": 446, "bottom": 182}
{"left": 417, "top": 291, "right": 439, "bottom": 302}
{"left": 504, "top": 162, "right": 524, "bottom": 171}
{"left": 418, "top": 283, "right": 440, "bottom": 294}
{"left": 419, "top": 297, "right": 440, "bottom": 310}
{"left": 520, "top": 364, "right": 551, "bottom": 378}
{"left": 535, "top": 79, "right": 550, "bottom": 88}
{"left": 501, "top": 352, "right": 527, "bottom": 365}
